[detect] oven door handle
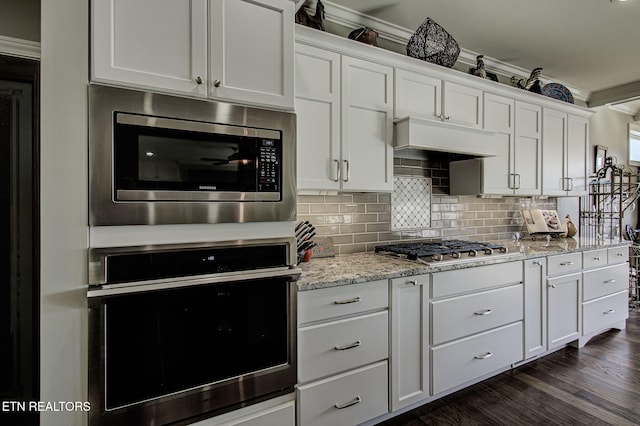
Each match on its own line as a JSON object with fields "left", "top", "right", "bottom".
{"left": 87, "top": 267, "right": 302, "bottom": 298}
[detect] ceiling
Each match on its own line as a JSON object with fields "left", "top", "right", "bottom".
{"left": 320, "top": 0, "right": 640, "bottom": 114}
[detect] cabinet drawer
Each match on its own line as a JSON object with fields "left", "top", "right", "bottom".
{"left": 298, "top": 280, "right": 388, "bottom": 324}
{"left": 298, "top": 311, "right": 388, "bottom": 383}
{"left": 431, "top": 322, "right": 523, "bottom": 395}
{"left": 297, "top": 361, "right": 388, "bottom": 426}
{"left": 431, "top": 261, "right": 522, "bottom": 299}
{"left": 608, "top": 246, "right": 629, "bottom": 264}
{"left": 547, "top": 252, "right": 582, "bottom": 276}
{"left": 583, "top": 264, "right": 628, "bottom": 302}
{"left": 431, "top": 284, "right": 523, "bottom": 345}
{"left": 582, "top": 249, "right": 608, "bottom": 270}
{"left": 583, "top": 291, "right": 628, "bottom": 335}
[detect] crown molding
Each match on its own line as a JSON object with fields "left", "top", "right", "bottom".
{"left": 0, "top": 35, "right": 40, "bottom": 60}
{"left": 321, "top": 1, "right": 589, "bottom": 102}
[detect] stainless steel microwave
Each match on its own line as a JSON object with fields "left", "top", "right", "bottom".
{"left": 88, "top": 84, "right": 296, "bottom": 226}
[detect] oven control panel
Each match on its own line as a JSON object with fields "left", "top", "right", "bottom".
{"left": 258, "top": 140, "right": 280, "bottom": 192}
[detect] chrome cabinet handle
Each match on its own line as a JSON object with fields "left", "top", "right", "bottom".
{"left": 334, "top": 340, "right": 361, "bottom": 351}
{"left": 334, "top": 296, "right": 361, "bottom": 305}
{"left": 474, "top": 352, "right": 493, "bottom": 360}
{"left": 195, "top": 76, "right": 204, "bottom": 84}
{"left": 604, "top": 309, "right": 615, "bottom": 315}
{"left": 559, "top": 261, "right": 574, "bottom": 266}
{"left": 474, "top": 309, "right": 493, "bottom": 316}
{"left": 213, "top": 79, "right": 221, "bottom": 87}
{"left": 408, "top": 280, "right": 417, "bottom": 286}
{"left": 333, "top": 159, "right": 340, "bottom": 182}
{"left": 567, "top": 177, "right": 574, "bottom": 191}
{"left": 603, "top": 279, "right": 616, "bottom": 284}
{"left": 343, "top": 160, "right": 350, "bottom": 182}
{"left": 549, "top": 283, "right": 556, "bottom": 289}
{"left": 335, "top": 396, "right": 361, "bottom": 409}
{"left": 593, "top": 257, "right": 601, "bottom": 261}
{"left": 532, "top": 260, "right": 542, "bottom": 266}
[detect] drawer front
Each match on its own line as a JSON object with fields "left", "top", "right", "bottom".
{"left": 583, "top": 264, "right": 628, "bottom": 302}
{"left": 547, "top": 252, "right": 582, "bottom": 276}
{"left": 608, "top": 246, "right": 629, "bottom": 264}
{"left": 583, "top": 291, "right": 628, "bottom": 335}
{"left": 298, "top": 311, "right": 388, "bottom": 383}
{"left": 297, "top": 361, "right": 388, "bottom": 426}
{"left": 431, "top": 284, "right": 523, "bottom": 345}
{"left": 298, "top": 280, "right": 388, "bottom": 324}
{"left": 431, "top": 261, "right": 523, "bottom": 299}
{"left": 431, "top": 322, "right": 523, "bottom": 395}
{"left": 582, "top": 249, "right": 608, "bottom": 270}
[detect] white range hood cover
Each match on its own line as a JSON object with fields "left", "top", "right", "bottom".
{"left": 394, "top": 116, "right": 498, "bottom": 157}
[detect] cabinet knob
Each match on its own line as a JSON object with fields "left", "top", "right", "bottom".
{"left": 548, "top": 283, "right": 556, "bottom": 289}
{"left": 195, "top": 76, "right": 204, "bottom": 85}
{"left": 213, "top": 79, "right": 221, "bottom": 87}
{"left": 408, "top": 280, "right": 418, "bottom": 286}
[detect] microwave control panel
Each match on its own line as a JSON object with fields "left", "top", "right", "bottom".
{"left": 258, "top": 139, "right": 280, "bottom": 192}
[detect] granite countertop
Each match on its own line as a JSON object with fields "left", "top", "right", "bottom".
{"left": 297, "top": 238, "right": 631, "bottom": 291}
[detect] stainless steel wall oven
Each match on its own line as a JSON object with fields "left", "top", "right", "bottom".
{"left": 88, "top": 84, "right": 296, "bottom": 226}
{"left": 87, "top": 238, "right": 300, "bottom": 426}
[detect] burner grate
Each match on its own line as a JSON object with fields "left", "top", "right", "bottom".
{"left": 374, "top": 240, "right": 508, "bottom": 262}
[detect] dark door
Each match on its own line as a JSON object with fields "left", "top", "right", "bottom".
{"left": 0, "top": 54, "right": 39, "bottom": 426}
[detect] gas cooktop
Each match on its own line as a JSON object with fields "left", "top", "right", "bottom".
{"left": 375, "top": 240, "right": 514, "bottom": 265}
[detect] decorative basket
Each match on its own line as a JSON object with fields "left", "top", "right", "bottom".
{"left": 407, "top": 18, "right": 460, "bottom": 68}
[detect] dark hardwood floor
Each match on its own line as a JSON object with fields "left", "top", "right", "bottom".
{"left": 379, "top": 310, "right": 640, "bottom": 426}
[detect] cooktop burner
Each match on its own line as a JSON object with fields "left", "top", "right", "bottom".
{"left": 375, "top": 240, "right": 509, "bottom": 264}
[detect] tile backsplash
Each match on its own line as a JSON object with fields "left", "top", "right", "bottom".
{"left": 296, "top": 156, "right": 557, "bottom": 255}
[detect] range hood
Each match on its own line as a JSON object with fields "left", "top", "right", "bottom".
{"left": 394, "top": 116, "right": 498, "bottom": 157}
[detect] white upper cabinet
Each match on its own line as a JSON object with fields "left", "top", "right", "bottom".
{"left": 209, "top": 0, "right": 294, "bottom": 109}
{"left": 542, "top": 109, "right": 588, "bottom": 196}
{"left": 341, "top": 56, "right": 394, "bottom": 192}
{"left": 295, "top": 43, "right": 341, "bottom": 191}
{"left": 295, "top": 27, "right": 394, "bottom": 193}
{"left": 92, "top": 0, "right": 294, "bottom": 109}
{"left": 481, "top": 93, "right": 515, "bottom": 194}
{"left": 394, "top": 68, "right": 482, "bottom": 128}
{"left": 92, "top": 0, "right": 208, "bottom": 96}
{"left": 514, "top": 101, "right": 542, "bottom": 195}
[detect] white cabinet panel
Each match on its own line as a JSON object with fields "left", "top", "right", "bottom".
{"left": 547, "top": 252, "right": 582, "bottom": 276}
{"left": 542, "top": 108, "right": 567, "bottom": 196}
{"left": 583, "top": 263, "right": 629, "bottom": 302}
{"left": 431, "top": 261, "right": 523, "bottom": 299}
{"left": 209, "top": 0, "right": 294, "bottom": 109}
{"left": 582, "top": 291, "right": 628, "bottom": 335}
{"left": 514, "top": 101, "right": 541, "bottom": 195}
{"left": 582, "top": 248, "right": 608, "bottom": 270}
{"left": 442, "top": 81, "right": 483, "bottom": 128}
{"left": 390, "top": 275, "right": 429, "bottom": 410}
{"left": 608, "top": 245, "right": 629, "bottom": 263}
{"left": 566, "top": 115, "right": 588, "bottom": 195}
{"left": 295, "top": 44, "right": 341, "bottom": 191}
{"left": 547, "top": 272, "right": 582, "bottom": 349}
{"left": 524, "top": 258, "right": 547, "bottom": 359}
{"left": 394, "top": 68, "right": 441, "bottom": 120}
{"left": 481, "top": 93, "right": 514, "bottom": 194}
{"left": 92, "top": 0, "right": 208, "bottom": 96}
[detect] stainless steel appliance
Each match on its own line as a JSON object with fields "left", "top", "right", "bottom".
{"left": 88, "top": 238, "right": 300, "bottom": 426}
{"left": 375, "top": 240, "right": 519, "bottom": 265}
{"left": 88, "top": 84, "right": 296, "bottom": 226}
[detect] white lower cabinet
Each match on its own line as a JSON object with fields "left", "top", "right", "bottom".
{"left": 297, "top": 282, "right": 389, "bottom": 425}
{"left": 523, "top": 258, "right": 547, "bottom": 359}
{"left": 583, "top": 291, "right": 628, "bottom": 335}
{"left": 389, "top": 275, "right": 429, "bottom": 411}
{"left": 431, "top": 322, "right": 523, "bottom": 395}
{"left": 297, "top": 361, "right": 388, "bottom": 426}
{"left": 547, "top": 271, "right": 582, "bottom": 349}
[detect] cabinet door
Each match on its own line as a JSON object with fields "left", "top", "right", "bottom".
{"left": 92, "top": 0, "right": 208, "bottom": 96}
{"left": 442, "top": 81, "right": 483, "bottom": 128}
{"left": 547, "top": 272, "right": 582, "bottom": 349}
{"left": 566, "top": 115, "right": 589, "bottom": 195}
{"left": 524, "top": 258, "right": 546, "bottom": 359}
{"left": 394, "top": 68, "right": 442, "bottom": 121}
{"left": 341, "top": 56, "right": 393, "bottom": 192}
{"left": 390, "top": 276, "right": 429, "bottom": 410}
{"left": 514, "top": 101, "right": 542, "bottom": 195}
{"left": 209, "top": 0, "right": 294, "bottom": 109}
{"left": 542, "top": 108, "right": 568, "bottom": 196}
{"left": 482, "top": 93, "right": 514, "bottom": 194}
{"left": 295, "top": 44, "right": 341, "bottom": 191}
